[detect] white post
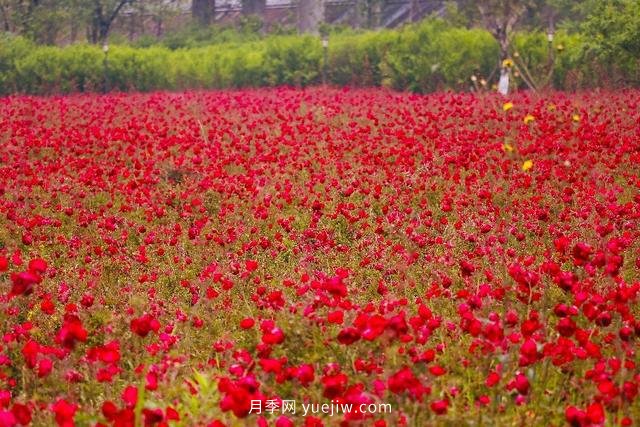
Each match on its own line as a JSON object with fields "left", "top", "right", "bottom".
{"left": 498, "top": 68, "right": 509, "bottom": 95}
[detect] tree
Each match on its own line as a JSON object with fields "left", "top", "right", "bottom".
{"left": 241, "top": 0, "right": 265, "bottom": 16}
{"left": 451, "top": 0, "right": 554, "bottom": 93}
{"left": 122, "top": 0, "right": 182, "bottom": 39}
{"left": 29, "top": 0, "right": 68, "bottom": 44}
{"left": 352, "top": 0, "right": 382, "bottom": 29}
{"left": 87, "top": 0, "right": 135, "bottom": 43}
{"left": 474, "top": 1, "right": 532, "bottom": 63}
{"left": 409, "top": 0, "right": 418, "bottom": 23}
{"left": 358, "top": 0, "right": 382, "bottom": 28}
{"left": 445, "top": 1, "right": 599, "bottom": 93}
{"left": 298, "top": 0, "right": 323, "bottom": 34}
{"left": 446, "top": 0, "right": 581, "bottom": 31}
{"left": 579, "top": 0, "right": 640, "bottom": 84}
{"left": 0, "top": 0, "right": 72, "bottom": 44}
{"left": 192, "top": 0, "right": 215, "bottom": 26}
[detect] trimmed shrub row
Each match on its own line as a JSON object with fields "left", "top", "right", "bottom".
{"left": 0, "top": 20, "right": 629, "bottom": 95}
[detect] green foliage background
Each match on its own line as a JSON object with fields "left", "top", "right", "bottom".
{"left": 0, "top": 14, "right": 638, "bottom": 95}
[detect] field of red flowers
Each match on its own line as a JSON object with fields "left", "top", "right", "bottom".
{"left": 0, "top": 88, "right": 639, "bottom": 426}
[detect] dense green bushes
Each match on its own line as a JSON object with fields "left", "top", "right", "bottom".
{"left": 380, "top": 22, "right": 499, "bottom": 92}
{"left": 0, "top": 20, "right": 636, "bottom": 95}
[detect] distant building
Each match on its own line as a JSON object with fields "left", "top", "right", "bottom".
{"left": 114, "top": 0, "right": 446, "bottom": 41}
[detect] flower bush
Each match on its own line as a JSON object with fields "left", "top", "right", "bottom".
{"left": 0, "top": 88, "right": 639, "bottom": 426}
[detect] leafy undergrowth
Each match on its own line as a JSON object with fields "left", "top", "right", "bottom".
{"left": 0, "top": 88, "right": 639, "bottom": 426}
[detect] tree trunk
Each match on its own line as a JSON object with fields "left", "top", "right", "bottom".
{"left": 367, "top": 0, "right": 381, "bottom": 28}
{"left": 41, "top": 19, "right": 59, "bottom": 45}
{"left": 70, "top": 16, "right": 79, "bottom": 43}
{"left": 192, "top": 0, "right": 216, "bottom": 26}
{"left": 154, "top": 17, "right": 164, "bottom": 38}
{"left": 352, "top": 0, "right": 362, "bottom": 28}
{"left": 0, "top": 3, "right": 11, "bottom": 32}
{"left": 128, "top": 12, "right": 136, "bottom": 41}
{"left": 89, "top": 1, "right": 132, "bottom": 44}
{"left": 496, "top": 27, "right": 509, "bottom": 61}
{"left": 102, "top": 21, "right": 111, "bottom": 42}
{"left": 298, "top": 0, "right": 323, "bottom": 34}
{"left": 242, "top": 0, "right": 265, "bottom": 16}
{"left": 90, "top": 4, "right": 101, "bottom": 44}
{"left": 410, "top": 0, "right": 418, "bottom": 23}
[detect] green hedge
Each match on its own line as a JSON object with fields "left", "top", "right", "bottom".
{"left": 0, "top": 20, "right": 634, "bottom": 95}
{"left": 379, "top": 21, "right": 499, "bottom": 92}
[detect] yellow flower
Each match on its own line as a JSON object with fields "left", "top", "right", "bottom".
{"left": 522, "top": 160, "right": 533, "bottom": 171}
{"left": 572, "top": 114, "right": 580, "bottom": 122}
{"left": 523, "top": 114, "right": 535, "bottom": 124}
{"left": 502, "top": 58, "right": 514, "bottom": 68}
{"left": 503, "top": 143, "right": 514, "bottom": 152}
{"left": 503, "top": 102, "right": 513, "bottom": 112}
